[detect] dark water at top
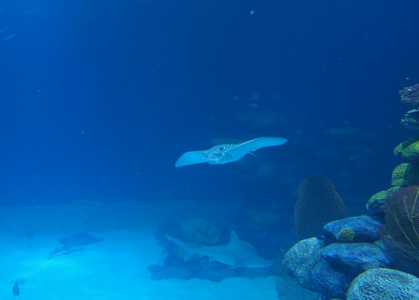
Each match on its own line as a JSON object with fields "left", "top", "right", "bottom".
{"left": 0, "top": 0, "right": 418, "bottom": 213}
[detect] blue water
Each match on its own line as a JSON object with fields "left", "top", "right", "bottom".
{"left": 1, "top": 1, "right": 419, "bottom": 298}
{"left": 0, "top": 0, "right": 418, "bottom": 212}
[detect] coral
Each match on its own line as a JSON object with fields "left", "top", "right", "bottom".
{"left": 336, "top": 228, "right": 355, "bottom": 243}
{"left": 399, "top": 83, "right": 419, "bottom": 106}
{"left": 347, "top": 268, "right": 419, "bottom": 300}
{"left": 322, "top": 242, "right": 391, "bottom": 276}
{"left": 401, "top": 109, "right": 419, "bottom": 130}
{"left": 286, "top": 123, "right": 419, "bottom": 297}
{"left": 294, "top": 174, "right": 348, "bottom": 239}
{"left": 391, "top": 163, "right": 419, "bottom": 186}
{"left": 282, "top": 215, "right": 402, "bottom": 299}
{"left": 382, "top": 185, "right": 419, "bottom": 269}
{"left": 282, "top": 237, "right": 324, "bottom": 273}
{"left": 366, "top": 188, "right": 396, "bottom": 212}
{"left": 393, "top": 136, "right": 419, "bottom": 162}
{"left": 282, "top": 237, "right": 349, "bottom": 298}
{"left": 323, "top": 215, "right": 382, "bottom": 244}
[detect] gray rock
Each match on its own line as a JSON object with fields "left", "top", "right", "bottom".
{"left": 284, "top": 215, "right": 419, "bottom": 299}
{"left": 323, "top": 215, "right": 382, "bottom": 244}
{"left": 322, "top": 243, "right": 392, "bottom": 276}
{"left": 282, "top": 237, "right": 349, "bottom": 299}
{"left": 347, "top": 268, "right": 419, "bottom": 299}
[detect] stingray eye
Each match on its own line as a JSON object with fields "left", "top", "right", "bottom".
{"left": 219, "top": 146, "right": 224, "bottom": 151}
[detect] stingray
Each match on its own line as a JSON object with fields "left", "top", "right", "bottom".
{"left": 48, "top": 232, "right": 103, "bottom": 259}
{"left": 175, "top": 136, "right": 287, "bottom": 167}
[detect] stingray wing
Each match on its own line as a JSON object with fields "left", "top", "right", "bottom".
{"left": 175, "top": 151, "right": 210, "bottom": 167}
{"left": 222, "top": 137, "right": 288, "bottom": 163}
{"left": 175, "top": 137, "right": 287, "bottom": 167}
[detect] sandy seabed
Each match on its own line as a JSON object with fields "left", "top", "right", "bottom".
{"left": 0, "top": 200, "right": 280, "bottom": 299}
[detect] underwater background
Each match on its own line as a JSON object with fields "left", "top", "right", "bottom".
{"left": 0, "top": 0, "right": 418, "bottom": 208}
{"left": 1, "top": 0, "right": 419, "bottom": 299}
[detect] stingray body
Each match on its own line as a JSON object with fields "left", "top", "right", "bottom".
{"left": 166, "top": 231, "right": 271, "bottom": 268}
{"left": 48, "top": 232, "right": 103, "bottom": 259}
{"left": 175, "top": 136, "right": 287, "bottom": 167}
